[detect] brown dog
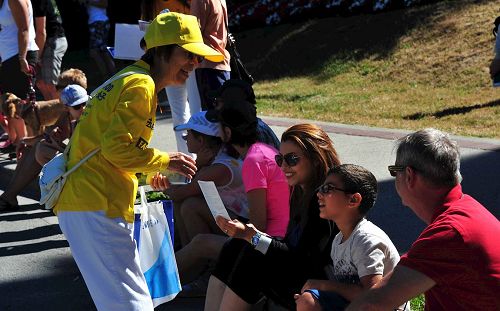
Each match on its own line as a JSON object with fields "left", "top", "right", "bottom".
{"left": 0, "top": 93, "right": 67, "bottom": 136}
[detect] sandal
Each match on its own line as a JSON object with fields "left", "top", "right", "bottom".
{"left": 0, "top": 196, "right": 19, "bottom": 212}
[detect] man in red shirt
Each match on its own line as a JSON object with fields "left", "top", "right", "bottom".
{"left": 347, "top": 128, "right": 500, "bottom": 311}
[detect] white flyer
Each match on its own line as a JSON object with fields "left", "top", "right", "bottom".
{"left": 197, "top": 181, "right": 231, "bottom": 220}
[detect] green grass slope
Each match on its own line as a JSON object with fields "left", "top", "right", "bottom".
{"left": 236, "top": 0, "right": 500, "bottom": 138}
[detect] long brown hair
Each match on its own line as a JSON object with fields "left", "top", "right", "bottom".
{"left": 281, "top": 123, "right": 341, "bottom": 232}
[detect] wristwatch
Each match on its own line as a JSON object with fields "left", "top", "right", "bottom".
{"left": 251, "top": 232, "right": 262, "bottom": 248}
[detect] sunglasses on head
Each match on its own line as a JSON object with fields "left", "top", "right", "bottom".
{"left": 316, "top": 183, "right": 350, "bottom": 195}
{"left": 275, "top": 153, "right": 301, "bottom": 167}
{"left": 177, "top": 45, "right": 204, "bottom": 63}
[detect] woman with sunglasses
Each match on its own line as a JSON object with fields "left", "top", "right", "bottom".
{"left": 205, "top": 123, "right": 341, "bottom": 310}
{"left": 53, "top": 12, "right": 221, "bottom": 310}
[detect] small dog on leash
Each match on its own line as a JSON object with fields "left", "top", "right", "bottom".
{"left": 0, "top": 92, "right": 67, "bottom": 136}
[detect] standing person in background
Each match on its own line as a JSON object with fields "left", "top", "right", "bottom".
{"left": 32, "top": 0, "right": 67, "bottom": 100}
{"left": 54, "top": 12, "right": 221, "bottom": 310}
{"left": 489, "top": 16, "right": 500, "bottom": 83}
{"left": 84, "top": 0, "right": 115, "bottom": 83}
{"left": 191, "top": 0, "right": 230, "bottom": 110}
{"left": 0, "top": 0, "right": 38, "bottom": 150}
{"left": 140, "top": 0, "right": 198, "bottom": 157}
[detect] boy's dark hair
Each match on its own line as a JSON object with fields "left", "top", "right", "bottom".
{"left": 219, "top": 99, "right": 257, "bottom": 147}
{"left": 328, "top": 164, "right": 378, "bottom": 215}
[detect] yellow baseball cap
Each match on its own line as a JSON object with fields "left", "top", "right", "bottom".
{"left": 143, "top": 12, "right": 224, "bottom": 63}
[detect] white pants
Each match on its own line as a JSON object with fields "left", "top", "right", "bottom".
{"left": 165, "top": 71, "right": 201, "bottom": 156}
{"left": 58, "top": 211, "right": 154, "bottom": 311}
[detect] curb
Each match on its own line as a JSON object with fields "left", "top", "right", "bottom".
{"left": 261, "top": 116, "right": 500, "bottom": 151}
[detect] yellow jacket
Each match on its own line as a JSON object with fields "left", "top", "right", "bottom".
{"left": 54, "top": 61, "right": 170, "bottom": 223}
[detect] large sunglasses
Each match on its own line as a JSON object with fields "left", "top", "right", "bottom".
{"left": 388, "top": 165, "right": 405, "bottom": 177}
{"left": 316, "top": 183, "right": 350, "bottom": 195}
{"left": 275, "top": 153, "right": 301, "bottom": 167}
{"left": 177, "top": 45, "right": 204, "bottom": 63}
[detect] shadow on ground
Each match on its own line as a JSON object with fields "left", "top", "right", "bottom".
{"left": 369, "top": 149, "right": 500, "bottom": 253}
{"left": 0, "top": 140, "right": 498, "bottom": 310}
{"left": 404, "top": 98, "right": 500, "bottom": 120}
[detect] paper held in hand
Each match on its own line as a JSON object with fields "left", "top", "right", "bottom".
{"left": 198, "top": 181, "right": 231, "bottom": 221}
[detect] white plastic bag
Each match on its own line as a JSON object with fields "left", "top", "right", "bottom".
{"left": 133, "top": 187, "right": 181, "bottom": 307}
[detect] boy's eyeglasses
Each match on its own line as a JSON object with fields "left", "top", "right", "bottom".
{"left": 316, "top": 183, "right": 350, "bottom": 195}
{"left": 177, "top": 46, "right": 204, "bottom": 63}
{"left": 275, "top": 153, "right": 301, "bottom": 167}
{"left": 388, "top": 165, "right": 405, "bottom": 177}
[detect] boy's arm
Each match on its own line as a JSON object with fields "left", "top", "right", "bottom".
{"left": 346, "top": 266, "right": 435, "bottom": 310}
{"left": 301, "top": 274, "right": 382, "bottom": 302}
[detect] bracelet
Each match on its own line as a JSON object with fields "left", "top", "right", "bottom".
{"left": 18, "top": 55, "right": 26, "bottom": 60}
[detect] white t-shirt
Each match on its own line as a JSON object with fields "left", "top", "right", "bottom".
{"left": 327, "top": 218, "right": 400, "bottom": 284}
{"left": 0, "top": 0, "right": 38, "bottom": 62}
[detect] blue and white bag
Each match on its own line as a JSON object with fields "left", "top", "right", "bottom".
{"left": 133, "top": 187, "right": 181, "bottom": 307}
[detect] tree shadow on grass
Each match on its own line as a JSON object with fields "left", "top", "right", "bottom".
{"left": 236, "top": 0, "right": 490, "bottom": 81}
{"left": 404, "top": 98, "right": 500, "bottom": 120}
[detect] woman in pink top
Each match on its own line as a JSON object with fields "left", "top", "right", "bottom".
{"left": 218, "top": 99, "right": 289, "bottom": 238}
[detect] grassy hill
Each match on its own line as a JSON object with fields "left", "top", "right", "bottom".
{"left": 235, "top": 0, "right": 500, "bottom": 138}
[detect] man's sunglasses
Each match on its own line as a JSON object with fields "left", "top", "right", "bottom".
{"left": 178, "top": 46, "right": 204, "bottom": 63}
{"left": 388, "top": 165, "right": 405, "bottom": 177}
{"left": 316, "top": 183, "right": 350, "bottom": 195}
{"left": 275, "top": 153, "right": 301, "bottom": 167}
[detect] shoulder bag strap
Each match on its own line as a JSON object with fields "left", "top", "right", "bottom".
{"left": 63, "top": 69, "right": 147, "bottom": 179}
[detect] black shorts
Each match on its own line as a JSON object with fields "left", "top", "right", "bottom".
{"left": 213, "top": 238, "right": 306, "bottom": 309}
{"left": 0, "top": 51, "right": 38, "bottom": 97}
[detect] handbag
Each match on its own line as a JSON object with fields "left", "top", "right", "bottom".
{"left": 133, "top": 187, "right": 181, "bottom": 307}
{"left": 39, "top": 145, "right": 100, "bottom": 210}
{"left": 221, "top": 1, "right": 254, "bottom": 85}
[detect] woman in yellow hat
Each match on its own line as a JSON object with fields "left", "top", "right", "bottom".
{"left": 53, "top": 12, "right": 222, "bottom": 311}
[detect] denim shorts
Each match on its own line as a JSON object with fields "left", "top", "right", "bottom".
{"left": 305, "top": 289, "right": 350, "bottom": 310}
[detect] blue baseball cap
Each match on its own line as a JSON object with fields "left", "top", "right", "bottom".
{"left": 60, "top": 84, "right": 90, "bottom": 107}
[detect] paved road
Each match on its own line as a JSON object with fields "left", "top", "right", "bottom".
{"left": 1, "top": 114, "right": 499, "bottom": 310}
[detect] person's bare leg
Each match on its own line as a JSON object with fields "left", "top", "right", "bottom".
{"left": 219, "top": 286, "right": 252, "bottom": 311}
{"left": 176, "top": 234, "right": 227, "bottom": 284}
{"left": 180, "top": 196, "right": 222, "bottom": 241}
{"left": 173, "top": 200, "right": 191, "bottom": 247}
{"left": 295, "top": 292, "right": 323, "bottom": 311}
{"left": 204, "top": 276, "right": 227, "bottom": 311}
{"left": 0, "top": 146, "right": 41, "bottom": 205}
{"left": 9, "top": 117, "right": 27, "bottom": 143}
{"left": 101, "top": 50, "right": 115, "bottom": 75}
{"left": 36, "top": 80, "right": 58, "bottom": 100}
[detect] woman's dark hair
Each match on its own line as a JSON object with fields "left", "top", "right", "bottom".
{"left": 140, "top": 42, "right": 176, "bottom": 66}
{"left": 219, "top": 99, "right": 257, "bottom": 147}
{"left": 282, "top": 124, "right": 341, "bottom": 233}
